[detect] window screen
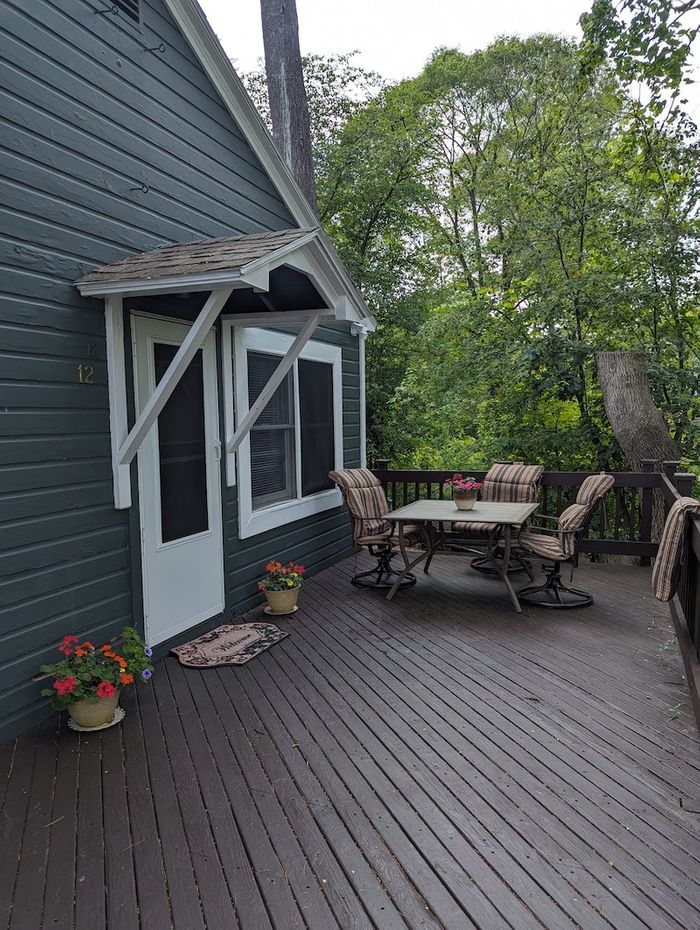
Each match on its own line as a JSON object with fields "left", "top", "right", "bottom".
{"left": 299, "top": 359, "right": 335, "bottom": 497}
{"left": 154, "top": 343, "right": 208, "bottom": 543}
{"left": 248, "top": 352, "right": 296, "bottom": 509}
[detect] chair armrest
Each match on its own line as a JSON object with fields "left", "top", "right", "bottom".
{"left": 524, "top": 523, "right": 560, "bottom": 535}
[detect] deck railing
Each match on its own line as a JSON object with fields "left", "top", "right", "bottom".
{"left": 372, "top": 459, "right": 696, "bottom": 565}
{"left": 659, "top": 465, "right": 700, "bottom": 656}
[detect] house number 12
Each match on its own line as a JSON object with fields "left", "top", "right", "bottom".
{"left": 77, "top": 364, "right": 94, "bottom": 384}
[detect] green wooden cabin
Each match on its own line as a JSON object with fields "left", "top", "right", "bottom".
{"left": 0, "top": 0, "right": 373, "bottom": 741}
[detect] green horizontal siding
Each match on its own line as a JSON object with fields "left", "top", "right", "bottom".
{"left": 0, "top": 0, "right": 298, "bottom": 742}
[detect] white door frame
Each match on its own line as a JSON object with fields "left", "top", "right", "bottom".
{"left": 131, "top": 313, "right": 225, "bottom": 645}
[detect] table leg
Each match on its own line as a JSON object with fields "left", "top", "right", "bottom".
{"left": 387, "top": 522, "right": 430, "bottom": 601}
{"left": 497, "top": 525, "right": 523, "bottom": 613}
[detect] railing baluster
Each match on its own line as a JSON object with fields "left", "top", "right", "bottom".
{"left": 640, "top": 460, "right": 655, "bottom": 567}
{"left": 614, "top": 487, "right": 621, "bottom": 540}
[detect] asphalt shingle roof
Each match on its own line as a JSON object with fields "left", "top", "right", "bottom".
{"left": 76, "top": 228, "right": 316, "bottom": 286}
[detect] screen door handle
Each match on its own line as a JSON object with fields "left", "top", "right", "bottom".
{"left": 213, "top": 440, "right": 222, "bottom": 461}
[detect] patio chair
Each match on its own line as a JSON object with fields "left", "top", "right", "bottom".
{"left": 329, "top": 468, "right": 421, "bottom": 589}
{"left": 453, "top": 462, "right": 544, "bottom": 574}
{"left": 516, "top": 472, "right": 615, "bottom": 608}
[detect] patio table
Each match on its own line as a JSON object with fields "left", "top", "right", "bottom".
{"left": 386, "top": 499, "right": 539, "bottom": 612}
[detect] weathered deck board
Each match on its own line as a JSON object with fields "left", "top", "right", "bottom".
{"left": 2, "top": 556, "right": 700, "bottom": 930}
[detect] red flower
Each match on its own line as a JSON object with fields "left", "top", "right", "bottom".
{"left": 96, "top": 681, "right": 117, "bottom": 699}
{"left": 119, "top": 673, "right": 134, "bottom": 686}
{"left": 53, "top": 676, "right": 77, "bottom": 696}
{"left": 58, "top": 634, "right": 79, "bottom": 655}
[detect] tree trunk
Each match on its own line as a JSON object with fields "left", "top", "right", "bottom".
{"left": 260, "top": 0, "right": 317, "bottom": 213}
{"left": 596, "top": 350, "right": 681, "bottom": 541}
{"left": 596, "top": 351, "right": 680, "bottom": 466}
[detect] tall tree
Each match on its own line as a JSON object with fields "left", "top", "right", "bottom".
{"left": 597, "top": 351, "right": 681, "bottom": 467}
{"left": 259, "top": 0, "right": 317, "bottom": 212}
{"left": 580, "top": 0, "right": 700, "bottom": 120}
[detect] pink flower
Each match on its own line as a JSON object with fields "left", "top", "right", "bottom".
{"left": 58, "top": 634, "right": 79, "bottom": 656}
{"left": 96, "top": 680, "right": 117, "bottom": 699}
{"left": 53, "top": 676, "right": 77, "bottom": 696}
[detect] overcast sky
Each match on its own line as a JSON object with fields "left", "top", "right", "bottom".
{"left": 200, "top": 0, "right": 587, "bottom": 78}
{"left": 199, "top": 0, "right": 699, "bottom": 115}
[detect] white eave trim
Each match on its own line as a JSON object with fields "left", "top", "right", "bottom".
{"left": 77, "top": 269, "right": 246, "bottom": 298}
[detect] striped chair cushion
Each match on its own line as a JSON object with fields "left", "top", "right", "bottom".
{"left": 652, "top": 497, "right": 700, "bottom": 601}
{"left": 558, "top": 503, "right": 591, "bottom": 557}
{"left": 359, "top": 523, "right": 423, "bottom": 547}
{"left": 452, "top": 521, "right": 499, "bottom": 536}
{"left": 519, "top": 474, "right": 614, "bottom": 562}
{"left": 518, "top": 529, "right": 567, "bottom": 561}
{"left": 329, "top": 468, "right": 381, "bottom": 489}
{"left": 344, "top": 486, "right": 390, "bottom": 542}
{"left": 482, "top": 462, "right": 544, "bottom": 503}
{"left": 576, "top": 473, "right": 615, "bottom": 505}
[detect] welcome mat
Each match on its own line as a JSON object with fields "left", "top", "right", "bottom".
{"left": 171, "top": 622, "right": 289, "bottom": 668}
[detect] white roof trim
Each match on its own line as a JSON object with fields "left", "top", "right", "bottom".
{"left": 162, "top": 0, "right": 375, "bottom": 331}
{"left": 76, "top": 231, "right": 374, "bottom": 328}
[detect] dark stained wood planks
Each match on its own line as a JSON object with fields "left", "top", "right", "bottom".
{"left": 1, "top": 557, "right": 700, "bottom": 929}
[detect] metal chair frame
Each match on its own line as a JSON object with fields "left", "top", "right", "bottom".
{"left": 517, "top": 502, "right": 606, "bottom": 609}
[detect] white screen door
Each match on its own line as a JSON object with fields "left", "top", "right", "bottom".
{"left": 132, "top": 314, "right": 224, "bottom": 645}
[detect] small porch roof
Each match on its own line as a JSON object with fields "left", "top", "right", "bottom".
{"left": 75, "top": 226, "right": 375, "bottom": 329}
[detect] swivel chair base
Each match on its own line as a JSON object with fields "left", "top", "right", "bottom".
{"left": 517, "top": 562, "right": 592, "bottom": 608}
{"left": 351, "top": 547, "right": 417, "bottom": 590}
{"left": 470, "top": 552, "right": 533, "bottom": 576}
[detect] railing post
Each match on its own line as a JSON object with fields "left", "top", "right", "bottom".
{"left": 372, "top": 458, "right": 392, "bottom": 506}
{"left": 640, "top": 459, "right": 656, "bottom": 567}
{"left": 674, "top": 472, "right": 697, "bottom": 498}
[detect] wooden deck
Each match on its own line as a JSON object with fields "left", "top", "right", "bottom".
{"left": 2, "top": 554, "right": 700, "bottom": 930}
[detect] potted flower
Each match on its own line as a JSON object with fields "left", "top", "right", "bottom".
{"left": 443, "top": 473, "right": 482, "bottom": 511}
{"left": 258, "top": 560, "right": 305, "bottom": 615}
{"left": 40, "top": 626, "right": 153, "bottom": 730}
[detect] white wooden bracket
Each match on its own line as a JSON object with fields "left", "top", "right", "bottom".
{"left": 118, "top": 287, "right": 233, "bottom": 468}
{"left": 225, "top": 312, "right": 322, "bottom": 458}
{"left": 105, "top": 295, "right": 131, "bottom": 509}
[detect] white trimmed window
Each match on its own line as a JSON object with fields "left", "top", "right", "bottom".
{"left": 229, "top": 327, "right": 343, "bottom": 538}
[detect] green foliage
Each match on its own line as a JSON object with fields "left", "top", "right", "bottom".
{"left": 245, "top": 30, "right": 699, "bottom": 472}
{"left": 580, "top": 0, "right": 700, "bottom": 121}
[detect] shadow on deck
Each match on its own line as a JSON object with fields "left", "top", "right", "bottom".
{"left": 2, "top": 555, "right": 700, "bottom": 930}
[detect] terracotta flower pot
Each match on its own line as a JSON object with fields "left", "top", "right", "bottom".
{"left": 453, "top": 490, "right": 478, "bottom": 511}
{"left": 264, "top": 586, "right": 300, "bottom": 615}
{"left": 68, "top": 691, "right": 120, "bottom": 729}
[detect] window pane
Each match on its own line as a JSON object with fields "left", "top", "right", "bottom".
{"left": 299, "top": 359, "right": 335, "bottom": 497}
{"left": 154, "top": 343, "right": 208, "bottom": 543}
{"left": 248, "top": 352, "right": 296, "bottom": 509}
